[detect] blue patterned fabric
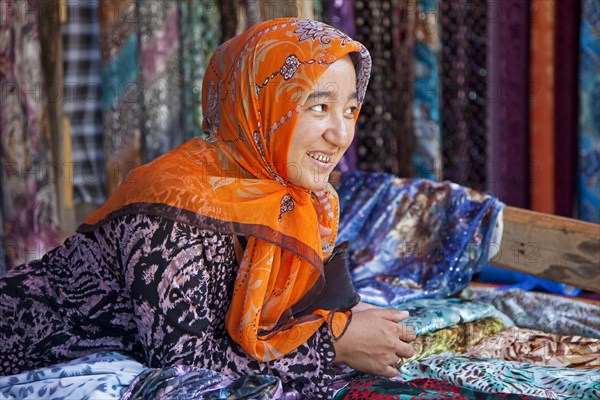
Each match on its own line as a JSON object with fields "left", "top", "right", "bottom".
{"left": 336, "top": 171, "right": 503, "bottom": 306}
{"left": 0, "top": 351, "right": 145, "bottom": 399}
{"left": 578, "top": 0, "right": 600, "bottom": 223}
{"left": 390, "top": 298, "right": 513, "bottom": 335}
{"left": 399, "top": 353, "right": 600, "bottom": 399}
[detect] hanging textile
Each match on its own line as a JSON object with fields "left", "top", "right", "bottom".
{"left": 138, "top": 1, "right": 183, "bottom": 162}
{"left": 399, "top": 353, "right": 600, "bottom": 399}
{"left": 62, "top": 0, "right": 106, "bottom": 206}
{"left": 328, "top": 0, "right": 357, "bottom": 172}
{"left": 100, "top": 0, "right": 143, "bottom": 196}
{"left": 487, "top": 0, "right": 530, "bottom": 207}
{"left": 440, "top": 0, "right": 488, "bottom": 191}
{"left": 412, "top": 0, "right": 441, "bottom": 180}
{"left": 180, "top": 1, "right": 221, "bottom": 141}
{"left": 0, "top": 0, "right": 61, "bottom": 271}
{"left": 336, "top": 171, "right": 503, "bottom": 306}
{"left": 577, "top": 0, "right": 600, "bottom": 223}
{"left": 354, "top": 0, "right": 413, "bottom": 175}
{"left": 530, "top": 0, "right": 556, "bottom": 214}
{"left": 466, "top": 327, "right": 600, "bottom": 370}
{"left": 554, "top": 0, "right": 580, "bottom": 218}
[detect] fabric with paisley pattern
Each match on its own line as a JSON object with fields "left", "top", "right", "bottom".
{"left": 78, "top": 18, "right": 372, "bottom": 363}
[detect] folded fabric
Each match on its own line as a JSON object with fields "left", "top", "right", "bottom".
{"left": 466, "top": 326, "right": 600, "bottom": 370}
{"left": 406, "top": 317, "right": 504, "bottom": 363}
{"left": 336, "top": 171, "right": 504, "bottom": 307}
{"left": 0, "top": 351, "right": 145, "bottom": 400}
{"left": 399, "top": 353, "right": 600, "bottom": 399}
{"left": 461, "top": 288, "right": 600, "bottom": 339}
{"left": 390, "top": 298, "right": 512, "bottom": 335}
{"left": 332, "top": 376, "right": 551, "bottom": 399}
{"left": 121, "top": 365, "right": 283, "bottom": 400}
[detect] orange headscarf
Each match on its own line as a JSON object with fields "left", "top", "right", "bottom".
{"left": 80, "top": 18, "right": 371, "bottom": 361}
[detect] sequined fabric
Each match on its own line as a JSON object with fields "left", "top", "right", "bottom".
{"left": 487, "top": 0, "right": 530, "bottom": 208}
{"left": 354, "top": 0, "right": 413, "bottom": 175}
{"left": 336, "top": 171, "right": 503, "bottom": 306}
{"left": 439, "top": 0, "right": 487, "bottom": 190}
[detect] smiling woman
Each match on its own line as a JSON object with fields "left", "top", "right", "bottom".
{"left": 288, "top": 54, "right": 359, "bottom": 191}
{"left": 0, "top": 18, "right": 415, "bottom": 398}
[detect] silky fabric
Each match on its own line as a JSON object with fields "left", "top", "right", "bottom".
{"left": 467, "top": 327, "right": 600, "bottom": 370}
{"left": 399, "top": 353, "right": 600, "bottom": 399}
{"left": 80, "top": 19, "right": 372, "bottom": 362}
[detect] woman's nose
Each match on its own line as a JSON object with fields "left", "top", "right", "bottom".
{"left": 323, "top": 113, "right": 353, "bottom": 148}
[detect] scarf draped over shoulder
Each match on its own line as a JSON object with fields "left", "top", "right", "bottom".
{"left": 79, "top": 18, "right": 372, "bottom": 361}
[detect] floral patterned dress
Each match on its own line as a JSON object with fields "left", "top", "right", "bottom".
{"left": 0, "top": 214, "right": 336, "bottom": 398}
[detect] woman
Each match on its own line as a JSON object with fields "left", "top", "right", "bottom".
{"left": 0, "top": 18, "right": 415, "bottom": 397}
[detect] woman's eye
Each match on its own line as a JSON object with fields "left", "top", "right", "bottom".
{"left": 310, "top": 104, "right": 326, "bottom": 112}
{"left": 345, "top": 106, "right": 358, "bottom": 115}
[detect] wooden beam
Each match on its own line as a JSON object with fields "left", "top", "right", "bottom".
{"left": 491, "top": 206, "right": 600, "bottom": 293}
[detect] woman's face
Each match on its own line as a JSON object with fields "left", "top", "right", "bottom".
{"left": 287, "top": 55, "right": 358, "bottom": 191}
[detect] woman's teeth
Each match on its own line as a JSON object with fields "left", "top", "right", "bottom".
{"left": 307, "top": 152, "right": 332, "bottom": 163}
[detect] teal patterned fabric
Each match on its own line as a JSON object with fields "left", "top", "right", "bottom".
{"left": 0, "top": 351, "right": 145, "bottom": 399}
{"left": 399, "top": 353, "right": 600, "bottom": 399}
{"left": 390, "top": 298, "right": 513, "bottom": 335}
{"left": 412, "top": 0, "right": 442, "bottom": 179}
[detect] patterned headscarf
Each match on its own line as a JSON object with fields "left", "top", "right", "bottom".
{"left": 80, "top": 18, "right": 372, "bottom": 361}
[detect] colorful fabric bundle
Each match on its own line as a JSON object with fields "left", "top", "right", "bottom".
{"left": 399, "top": 353, "right": 600, "bottom": 399}
{"left": 333, "top": 376, "right": 550, "bottom": 400}
{"left": 336, "top": 171, "right": 503, "bottom": 306}
{"left": 391, "top": 298, "right": 511, "bottom": 335}
{"left": 461, "top": 288, "right": 600, "bottom": 339}
{"left": 406, "top": 317, "right": 505, "bottom": 363}
{"left": 467, "top": 326, "right": 600, "bottom": 370}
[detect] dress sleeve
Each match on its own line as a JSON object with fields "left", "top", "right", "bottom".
{"left": 120, "top": 214, "right": 337, "bottom": 398}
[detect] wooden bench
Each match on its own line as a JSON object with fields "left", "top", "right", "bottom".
{"left": 329, "top": 171, "right": 600, "bottom": 293}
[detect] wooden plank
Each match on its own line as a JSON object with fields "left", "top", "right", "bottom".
{"left": 490, "top": 206, "right": 600, "bottom": 293}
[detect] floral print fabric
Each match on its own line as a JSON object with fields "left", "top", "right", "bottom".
{"left": 0, "top": 351, "right": 144, "bottom": 400}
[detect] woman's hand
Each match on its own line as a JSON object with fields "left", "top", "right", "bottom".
{"left": 333, "top": 308, "right": 416, "bottom": 377}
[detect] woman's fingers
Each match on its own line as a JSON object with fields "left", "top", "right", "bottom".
{"left": 372, "top": 308, "right": 409, "bottom": 323}
{"left": 395, "top": 339, "right": 415, "bottom": 359}
{"left": 397, "top": 323, "right": 417, "bottom": 343}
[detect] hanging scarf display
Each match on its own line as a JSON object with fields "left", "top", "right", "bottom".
{"left": 180, "top": 1, "right": 222, "bottom": 141}
{"left": 0, "top": 0, "right": 61, "bottom": 271}
{"left": 138, "top": 1, "right": 183, "bottom": 162}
